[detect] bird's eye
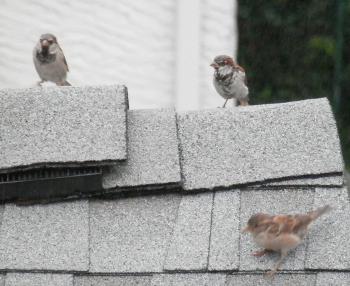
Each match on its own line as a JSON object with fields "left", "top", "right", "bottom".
{"left": 48, "top": 39, "right": 53, "bottom": 44}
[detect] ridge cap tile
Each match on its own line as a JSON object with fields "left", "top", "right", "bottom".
{"left": 177, "top": 97, "right": 343, "bottom": 190}
{"left": 0, "top": 85, "right": 128, "bottom": 173}
{"left": 102, "top": 108, "right": 181, "bottom": 190}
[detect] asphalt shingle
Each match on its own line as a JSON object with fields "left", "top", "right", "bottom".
{"left": 103, "top": 109, "right": 181, "bottom": 190}
{"left": 177, "top": 98, "right": 342, "bottom": 190}
{"left": 5, "top": 273, "right": 73, "bottom": 286}
{"left": 259, "top": 174, "right": 344, "bottom": 187}
{"left": 240, "top": 189, "right": 314, "bottom": 271}
{"left": 208, "top": 190, "right": 240, "bottom": 270}
{"left": 151, "top": 274, "right": 226, "bottom": 286}
{"left": 0, "top": 85, "right": 128, "bottom": 172}
{"left": 164, "top": 192, "right": 213, "bottom": 271}
{"left": 226, "top": 274, "right": 316, "bottom": 286}
{"left": 0, "top": 200, "right": 89, "bottom": 271}
{"left": 316, "top": 272, "right": 350, "bottom": 286}
{"left": 89, "top": 194, "right": 181, "bottom": 273}
{"left": 0, "top": 276, "right": 4, "bottom": 286}
{"left": 74, "top": 275, "right": 152, "bottom": 286}
{"left": 306, "top": 187, "right": 350, "bottom": 270}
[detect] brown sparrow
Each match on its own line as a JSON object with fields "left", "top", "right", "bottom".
{"left": 242, "top": 205, "right": 331, "bottom": 276}
{"left": 33, "top": 33, "right": 71, "bottom": 86}
{"left": 210, "top": 55, "right": 249, "bottom": 107}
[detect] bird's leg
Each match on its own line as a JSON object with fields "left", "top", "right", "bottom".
{"left": 252, "top": 249, "right": 273, "bottom": 257}
{"left": 36, "top": 80, "right": 44, "bottom": 86}
{"left": 266, "top": 250, "right": 288, "bottom": 277}
{"left": 222, "top": 99, "right": 228, "bottom": 108}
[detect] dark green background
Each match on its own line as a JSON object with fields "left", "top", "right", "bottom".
{"left": 238, "top": 0, "right": 349, "bottom": 169}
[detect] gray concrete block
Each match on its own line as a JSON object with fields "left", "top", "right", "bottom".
{"left": 5, "top": 273, "right": 73, "bottom": 286}
{"left": 164, "top": 192, "right": 213, "bottom": 271}
{"left": 103, "top": 109, "right": 181, "bottom": 189}
{"left": 306, "top": 187, "right": 350, "bottom": 270}
{"left": 89, "top": 194, "right": 181, "bottom": 272}
{"left": 0, "top": 200, "right": 89, "bottom": 271}
{"left": 260, "top": 174, "right": 344, "bottom": 187}
{"left": 151, "top": 274, "right": 226, "bottom": 286}
{"left": 75, "top": 275, "right": 152, "bottom": 286}
{"left": 316, "top": 272, "right": 350, "bottom": 286}
{"left": 0, "top": 85, "right": 127, "bottom": 172}
{"left": 208, "top": 190, "right": 240, "bottom": 270}
{"left": 177, "top": 98, "right": 343, "bottom": 190}
{"left": 240, "top": 189, "right": 314, "bottom": 271}
{"left": 226, "top": 274, "right": 316, "bottom": 286}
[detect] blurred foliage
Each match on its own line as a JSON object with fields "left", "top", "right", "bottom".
{"left": 238, "top": 0, "right": 350, "bottom": 169}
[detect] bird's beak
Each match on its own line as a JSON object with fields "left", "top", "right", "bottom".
{"left": 210, "top": 62, "right": 219, "bottom": 69}
{"left": 41, "top": 40, "right": 49, "bottom": 49}
{"left": 241, "top": 226, "right": 250, "bottom": 233}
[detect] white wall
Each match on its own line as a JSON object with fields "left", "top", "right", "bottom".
{"left": 0, "top": 0, "right": 237, "bottom": 110}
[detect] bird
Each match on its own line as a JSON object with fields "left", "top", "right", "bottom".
{"left": 210, "top": 55, "right": 249, "bottom": 107}
{"left": 33, "top": 33, "right": 71, "bottom": 86}
{"left": 242, "top": 205, "right": 331, "bottom": 277}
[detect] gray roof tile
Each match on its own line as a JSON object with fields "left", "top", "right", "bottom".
{"left": 240, "top": 189, "right": 314, "bottom": 271}
{"left": 5, "top": 273, "right": 73, "bottom": 286}
{"left": 0, "top": 276, "right": 3, "bottom": 286}
{"left": 89, "top": 194, "right": 181, "bottom": 273}
{"left": 0, "top": 201, "right": 89, "bottom": 271}
{"left": 316, "top": 272, "right": 350, "bottom": 286}
{"left": 0, "top": 85, "right": 127, "bottom": 172}
{"left": 164, "top": 192, "right": 213, "bottom": 271}
{"left": 103, "top": 109, "right": 181, "bottom": 189}
{"left": 226, "top": 274, "right": 316, "bottom": 286}
{"left": 259, "top": 174, "right": 344, "bottom": 187}
{"left": 208, "top": 190, "right": 240, "bottom": 270}
{"left": 151, "top": 274, "right": 226, "bottom": 286}
{"left": 74, "top": 275, "right": 152, "bottom": 286}
{"left": 177, "top": 98, "right": 342, "bottom": 190}
{"left": 306, "top": 187, "right": 350, "bottom": 270}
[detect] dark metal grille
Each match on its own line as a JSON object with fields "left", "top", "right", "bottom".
{"left": 0, "top": 166, "right": 103, "bottom": 203}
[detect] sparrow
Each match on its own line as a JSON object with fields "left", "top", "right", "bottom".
{"left": 33, "top": 33, "right": 71, "bottom": 86}
{"left": 210, "top": 55, "right": 249, "bottom": 107}
{"left": 242, "top": 205, "right": 331, "bottom": 276}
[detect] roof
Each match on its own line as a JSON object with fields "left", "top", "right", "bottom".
{"left": 0, "top": 86, "right": 348, "bottom": 285}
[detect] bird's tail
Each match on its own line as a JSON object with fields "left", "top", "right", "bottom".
{"left": 62, "top": 80, "right": 71, "bottom": 86}
{"left": 308, "top": 205, "right": 331, "bottom": 221}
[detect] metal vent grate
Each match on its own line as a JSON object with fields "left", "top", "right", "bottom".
{"left": 0, "top": 167, "right": 101, "bottom": 183}
{"left": 0, "top": 166, "right": 103, "bottom": 202}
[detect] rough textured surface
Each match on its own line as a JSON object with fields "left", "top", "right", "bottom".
{"left": 226, "top": 274, "right": 316, "bottom": 286}
{"left": 151, "top": 274, "right": 226, "bottom": 286}
{"left": 316, "top": 272, "right": 350, "bottom": 286}
{"left": 75, "top": 275, "right": 152, "bottom": 286}
{"left": 0, "top": 201, "right": 89, "bottom": 271}
{"left": 89, "top": 194, "right": 181, "bottom": 273}
{"left": 164, "top": 192, "right": 213, "bottom": 271}
{"left": 208, "top": 190, "right": 240, "bottom": 270}
{"left": 0, "top": 86, "right": 127, "bottom": 172}
{"left": 260, "top": 174, "right": 344, "bottom": 187}
{"left": 0, "top": 276, "right": 4, "bottom": 286}
{"left": 5, "top": 273, "right": 73, "bottom": 286}
{"left": 103, "top": 109, "right": 181, "bottom": 189}
{"left": 177, "top": 98, "right": 342, "bottom": 190}
{"left": 306, "top": 187, "right": 350, "bottom": 270}
{"left": 240, "top": 189, "right": 314, "bottom": 271}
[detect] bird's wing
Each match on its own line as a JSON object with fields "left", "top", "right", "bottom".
{"left": 57, "top": 44, "right": 69, "bottom": 72}
{"left": 235, "top": 64, "right": 248, "bottom": 86}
